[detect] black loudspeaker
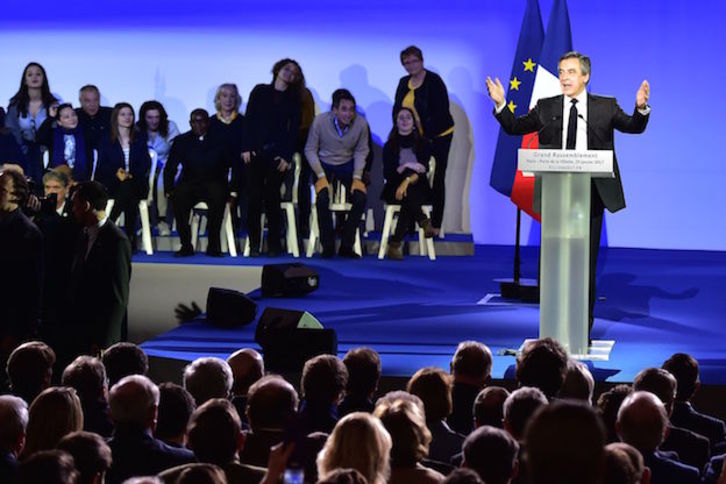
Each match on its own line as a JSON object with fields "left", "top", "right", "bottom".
{"left": 206, "top": 287, "right": 257, "bottom": 328}
{"left": 261, "top": 263, "right": 319, "bottom": 297}
{"left": 255, "top": 307, "right": 337, "bottom": 372}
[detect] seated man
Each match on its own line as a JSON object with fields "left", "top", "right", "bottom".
{"left": 165, "top": 109, "right": 237, "bottom": 257}
{"left": 338, "top": 347, "right": 381, "bottom": 417}
{"left": 61, "top": 356, "right": 114, "bottom": 438}
{"left": 0, "top": 395, "right": 28, "bottom": 484}
{"left": 102, "top": 342, "right": 149, "bottom": 387}
{"left": 299, "top": 354, "right": 348, "bottom": 435}
{"left": 226, "top": 348, "right": 264, "bottom": 427}
{"left": 182, "top": 356, "right": 233, "bottom": 406}
{"left": 75, "top": 84, "right": 113, "bottom": 148}
{"left": 448, "top": 341, "right": 493, "bottom": 435}
{"left": 57, "top": 431, "right": 113, "bottom": 484}
{"left": 7, "top": 341, "right": 55, "bottom": 405}
{"left": 304, "top": 89, "right": 369, "bottom": 258}
{"left": 515, "top": 337, "right": 568, "bottom": 401}
{"left": 462, "top": 426, "right": 519, "bottom": 484}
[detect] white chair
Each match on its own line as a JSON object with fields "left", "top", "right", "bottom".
{"left": 378, "top": 157, "right": 436, "bottom": 261}
{"left": 104, "top": 149, "right": 157, "bottom": 255}
{"left": 306, "top": 179, "right": 363, "bottom": 258}
{"left": 190, "top": 201, "right": 237, "bottom": 256}
{"left": 42, "top": 148, "right": 49, "bottom": 169}
{"left": 243, "top": 154, "right": 300, "bottom": 258}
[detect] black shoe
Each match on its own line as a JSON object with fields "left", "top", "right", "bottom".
{"left": 267, "top": 246, "right": 281, "bottom": 257}
{"left": 419, "top": 218, "right": 436, "bottom": 238}
{"left": 206, "top": 249, "right": 224, "bottom": 257}
{"left": 338, "top": 246, "right": 361, "bottom": 259}
{"left": 321, "top": 246, "right": 335, "bottom": 259}
{"left": 174, "top": 247, "right": 194, "bottom": 258}
{"left": 386, "top": 241, "right": 403, "bottom": 260}
{"left": 248, "top": 246, "right": 261, "bottom": 257}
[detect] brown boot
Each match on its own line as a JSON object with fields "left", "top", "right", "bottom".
{"left": 419, "top": 218, "right": 436, "bottom": 238}
{"left": 386, "top": 241, "right": 403, "bottom": 260}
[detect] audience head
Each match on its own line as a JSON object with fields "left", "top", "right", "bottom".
{"left": 374, "top": 391, "right": 431, "bottom": 467}
{"left": 15, "top": 449, "right": 79, "bottom": 484}
{"left": 110, "top": 102, "right": 136, "bottom": 143}
{"left": 62, "top": 355, "right": 108, "bottom": 403}
{"left": 6, "top": 341, "right": 55, "bottom": 404}
{"left": 616, "top": 391, "right": 668, "bottom": 452}
{"left": 54, "top": 102, "right": 79, "bottom": 130}
{"left": 331, "top": 89, "right": 356, "bottom": 126}
{"left": 301, "top": 354, "right": 348, "bottom": 406}
{"left": 0, "top": 169, "right": 30, "bottom": 213}
{"left": 176, "top": 464, "right": 226, "bottom": 484}
{"left": 43, "top": 169, "right": 70, "bottom": 210}
{"left": 272, "top": 58, "right": 304, "bottom": 90}
{"left": 442, "top": 468, "right": 485, "bottom": 484}
{"left": 78, "top": 85, "right": 101, "bottom": 117}
{"left": 122, "top": 478, "right": 163, "bottom": 484}
{"left": 22, "top": 386, "right": 83, "bottom": 457}
{"left": 515, "top": 337, "right": 568, "bottom": 399}
{"left": 602, "top": 442, "right": 650, "bottom": 484}
{"left": 102, "top": 342, "right": 149, "bottom": 387}
{"left": 138, "top": 100, "right": 170, "bottom": 137}
{"left": 57, "top": 431, "right": 113, "bottom": 484}
{"left": 226, "top": 348, "right": 264, "bottom": 396}
{"left": 462, "top": 426, "right": 519, "bottom": 484}
{"left": 317, "top": 468, "right": 367, "bottom": 484}
{"left": 156, "top": 382, "right": 196, "bottom": 446}
{"left": 400, "top": 46, "right": 425, "bottom": 77}
{"left": 450, "top": 341, "right": 493, "bottom": 388}
{"left": 343, "top": 347, "right": 381, "bottom": 399}
{"left": 317, "top": 412, "right": 392, "bottom": 484}
{"left": 400, "top": 45, "right": 424, "bottom": 65}
{"left": 71, "top": 180, "right": 109, "bottom": 225}
{"left": 10, "top": 62, "right": 56, "bottom": 112}
{"left": 559, "top": 359, "right": 595, "bottom": 403}
{"left": 632, "top": 367, "right": 677, "bottom": 415}
{"left": 662, "top": 352, "right": 700, "bottom": 402}
{"left": 189, "top": 108, "right": 210, "bottom": 137}
{"left": 246, "top": 375, "right": 299, "bottom": 432}
{"left": 0, "top": 395, "right": 28, "bottom": 455}
{"left": 183, "top": 356, "right": 233, "bottom": 406}
{"left": 108, "top": 375, "right": 160, "bottom": 429}
{"left": 525, "top": 400, "right": 606, "bottom": 484}
{"left": 502, "top": 386, "right": 547, "bottom": 441}
{"left": 186, "top": 398, "right": 243, "bottom": 466}
{"left": 214, "top": 83, "right": 241, "bottom": 114}
{"left": 406, "top": 366, "right": 453, "bottom": 422}
{"left": 474, "top": 386, "right": 510, "bottom": 429}
{"left": 596, "top": 384, "right": 633, "bottom": 443}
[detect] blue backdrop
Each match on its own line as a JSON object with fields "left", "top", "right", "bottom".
{"left": 2, "top": 0, "right": 724, "bottom": 250}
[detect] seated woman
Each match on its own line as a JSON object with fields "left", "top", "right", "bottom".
{"left": 36, "top": 103, "right": 93, "bottom": 182}
{"left": 242, "top": 58, "right": 302, "bottom": 256}
{"left": 137, "top": 100, "right": 180, "bottom": 233}
{"left": 382, "top": 107, "right": 435, "bottom": 260}
{"left": 94, "top": 102, "right": 152, "bottom": 247}
{"left": 5, "top": 62, "right": 60, "bottom": 187}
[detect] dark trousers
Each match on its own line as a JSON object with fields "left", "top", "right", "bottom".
{"left": 385, "top": 182, "right": 429, "bottom": 242}
{"left": 173, "top": 180, "right": 227, "bottom": 253}
{"left": 316, "top": 161, "right": 366, "bottom": 252}
{"left": 430, "top": 133, "right": 453, "bottom": 229}
{"left": 589, "top": 186, "right": 606, "bottom": 335}
{"left": 297, "top": 153, "right": 313, "bottom": 238}
{"left": 109, "top": 180, "right": 141, "bottom": 246}
{"left": 247, "top": 155, "right": 286, "bottom": 252}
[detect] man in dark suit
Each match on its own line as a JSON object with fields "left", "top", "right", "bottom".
{"left": 486, "top": 51, "right": 650, "bottom": 338}
{"left": 75, "top": 85, "right": 113, "bottom": 148}
{"left": 67, "top": 181, "right": 131, "bottom": 359}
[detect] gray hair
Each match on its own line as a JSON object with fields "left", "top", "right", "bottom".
{"left": 109, "top": 375, "right": 160, "bottom": 426}
{"left": 183, "top": 357, "right": 233, "bottom": 405}
{"left": 559, "top": 51, "right": 591, "bottom": 80}
{"left": 0, "top": 395, "right": 29, "bottom": 449}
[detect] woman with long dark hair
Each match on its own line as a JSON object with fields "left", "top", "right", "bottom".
{"left": 5, "top": 62, "right": 59, "bottom": 185}
{"left": 36, "top": 103, "right": 93, "bottom": 182}
{"left": 382, "top": 107, "right": 435, "bottom": 260}
{"left": 241, "top": 58, "right": 302, "bottom": 256}
{"left": 94, "top": 102, "right": 152, "bottom": 247}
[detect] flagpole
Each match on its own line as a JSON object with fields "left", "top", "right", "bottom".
{"left": 500, "top": 208, "right": 539, "bottom": 303}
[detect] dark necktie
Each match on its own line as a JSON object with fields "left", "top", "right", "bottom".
{"left": 566, "top": 98, "right": 578, "bottom": 150}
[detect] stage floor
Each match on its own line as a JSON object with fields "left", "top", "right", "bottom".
{"left": 135, "top": 245, "right": 726, "bottom": 385}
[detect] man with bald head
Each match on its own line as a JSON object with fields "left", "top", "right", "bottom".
{"left": 106, "top": 375, "right": 194, "bottom": 484}
{"left": 226, "top": 348, "right": 264, "bottom": 426}
{"left": 617, "top": 391, "right": 700, "bottom": 484}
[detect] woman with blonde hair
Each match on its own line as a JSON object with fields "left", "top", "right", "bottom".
{"left": 20, "top": 386, "right": 84, "bottom": 459}
{"left": 317, "top": 412, "right": 392, "bottom": 484}
{"left": 373, "top": 391, "right": 445, "bottom": 484}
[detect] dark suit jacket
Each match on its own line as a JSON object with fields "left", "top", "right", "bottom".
{"left": 703, "top": 453, "right": 725, "bottom": 484}
{"left": 95, "top": 134, "right": 151, "bottom": 198}
{"left": 158, "top": 460, "right": 267, "bottom": 484}
{"left": 642, "top": 450, "right": 701, "bottom": 484}
{"left": 447, "top": 381, "right": 481, "bottom": 435}
{"left": 67, "top": 220, "right": 131, "bottom": 351}
{"left": 672, "top": 401, "right": 726, "bottom": 449}
{"left": 660, "top": 424, "right": 711, "bottom": 471}
{"left": 495, "top": 93, "right": 649, "bottom": 213}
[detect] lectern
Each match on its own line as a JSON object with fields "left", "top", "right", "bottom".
{"left": 518, "top": 149, "right": 613, "bottom": 356}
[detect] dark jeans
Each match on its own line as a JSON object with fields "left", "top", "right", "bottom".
{"left": 247, "top": 155, "right": 286, "bottom": 252}
{"left": 109, "top": 179, "right": 142, "bottom": 246}
{"left": 173, "top": 180, "right": 227, "bottom": 253}
{"left": 297, "top": 152, "right": 313, "bottom": 238}
{"left": 385, "top": 181, "right": 429, "bottom": 242}
{"left": 430, "top": 133, "right": 453, "bottom": 228}
{"left": 316, "top": 161, "right": 366, "bottom": 252}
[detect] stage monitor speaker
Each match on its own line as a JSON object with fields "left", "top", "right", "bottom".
{"left": 255, "top": 307, "right": 336, "bottom": 372}
{"left": 261, "top": 263, "right": 319, "bottom": 297}
{"left": 206, "top": 287, "right": 257, "bottom": 328}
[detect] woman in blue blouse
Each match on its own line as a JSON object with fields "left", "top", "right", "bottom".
{"left": 95, "top": 102, "right": 151, "bottom": 247}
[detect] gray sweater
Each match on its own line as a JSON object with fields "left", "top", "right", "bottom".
{"left": 304, "top": 112, "right": 369, "bottom": 179}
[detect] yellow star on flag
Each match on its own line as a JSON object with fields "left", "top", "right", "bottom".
{"left": 507, "top": 100, "right": 517, "bottom": 113}
{"left": 523, "top": 58, "right": 536, "bottom": 72}
{"left": 509, "top": 77, "right": 522, "bottom": 91}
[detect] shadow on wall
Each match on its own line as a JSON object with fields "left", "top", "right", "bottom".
{"left": 154, "top": 68, "right": 188, "bottom": 125}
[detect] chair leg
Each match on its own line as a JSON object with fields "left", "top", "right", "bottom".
{"left": 354, "top": 228, "right": 362, "bottom": 256}
{"left": 283, "top": 204, "right": 299, "bottom": 258}
{"left": 306, "top": 206, "right": 319, "bottom": 258}
{"left": 190, "top": 213, "right": 200, "bottom": 250}
{"left": 422, "top": 205, "right": 436, "bottom": 261}
{"left": 224, "top": 204, "right": 237, "bottom": 257}
{"left": 378, "top": 206, "right": 397, "bottom": 260}
{"left": 138, "top": 200, "right": 153, "bottom": 255}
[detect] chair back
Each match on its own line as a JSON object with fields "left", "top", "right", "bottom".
{"left": 147, "top": 149, "right": 158, "bottom": 203}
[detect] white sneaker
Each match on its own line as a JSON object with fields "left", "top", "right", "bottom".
{"left": 157, "top": 222, "right": 171, "bottom": 236}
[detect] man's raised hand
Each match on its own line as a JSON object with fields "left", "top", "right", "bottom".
{"left": 486, "top": 77, "right": 506, "bottom": 108}
{"left": 636, "top": 80, "right": 650, "bottom": 108}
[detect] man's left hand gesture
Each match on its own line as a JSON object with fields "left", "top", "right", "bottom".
{"left": 636, "top": 80, "right": 650, "bottom": 109}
